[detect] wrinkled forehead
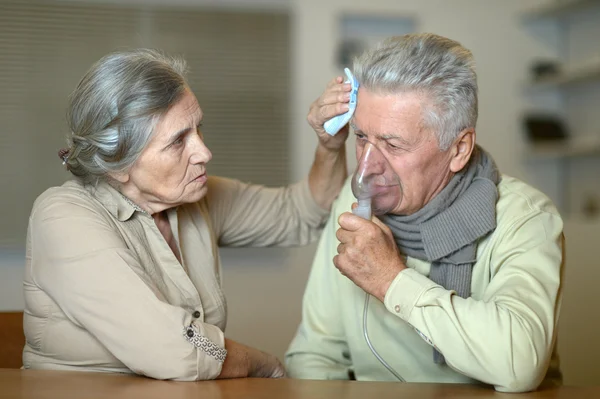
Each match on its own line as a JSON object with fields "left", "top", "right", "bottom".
{"left": 158, "top": 91, "right": 201, "bottom": 123}
{"left": 353, "top": 87, "right": 428, "bottom": 129}
{"left": 149, "top": 90, "right": 203, "bottom": 142}
{"left": 351, "top": 89, "right": 431, "bottom": 142}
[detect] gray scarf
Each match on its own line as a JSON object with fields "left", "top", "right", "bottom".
{"left": 382, "top": 145, "right": 500, "bottom": 364}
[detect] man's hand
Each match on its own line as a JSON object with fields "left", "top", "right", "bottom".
{"left": 334, "top": 209, "right": 406, "bottom": 302}
{"left": 307, "top": 76, "right": 351, "bottom": 152}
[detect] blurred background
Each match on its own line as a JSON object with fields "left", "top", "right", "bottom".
{"left": 0, "top": 0, "right": 599, "bottom": 386}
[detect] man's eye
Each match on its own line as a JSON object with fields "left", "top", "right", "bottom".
{"left": 386, "top": 140, "right": 407, "bottom": 151}
{"left": 355, "top": 133, "right": 367, "bottom": 140}
{"left": 172, "top": 137, "right": 184, "bottom": 146}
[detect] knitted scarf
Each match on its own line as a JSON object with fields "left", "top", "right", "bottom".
{"left": 381, "top": 145, "right": 500, "bottom": 364}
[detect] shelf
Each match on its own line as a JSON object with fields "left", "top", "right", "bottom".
{"left": 527, "top": 135, "right": 600, "bottom": 160}
{"left": 521, "top": 0, "right": 600, "bottom": 216}
{"left": 527, "top": 62, "right": 600, "bottom": 89}
{"left": 522, "top": 0, "right": 600, "bottom": 20}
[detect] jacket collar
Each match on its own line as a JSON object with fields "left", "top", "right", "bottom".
{"left": 90, "top": 180, "right": 149, "bottom": 222}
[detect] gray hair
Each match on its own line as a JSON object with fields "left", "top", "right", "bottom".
{"left": 65, "top": 49, "right": 188, "bottom": 184}
{"left": 353, "top": 33, "right": 478, "bottom": 150}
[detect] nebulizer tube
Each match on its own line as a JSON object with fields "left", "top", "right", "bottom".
{"left": 351, "top": 142, "right": 405, "bottom": 382}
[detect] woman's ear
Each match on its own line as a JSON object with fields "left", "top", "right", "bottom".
{"left": 108, "top": 171, "right": 130, "bottom": 184}
{"left": 449, "top": 128, "right": 476, "bottom": 173}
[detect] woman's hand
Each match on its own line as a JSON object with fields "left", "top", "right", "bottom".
{"left": 248, "top": 351, "right": 286, "bottom": 378}
{"left": 218, "top": 338, "right": 286, "bottom": 379}
{"left": 307, "top": 76, "right": 352, "bottom": 152}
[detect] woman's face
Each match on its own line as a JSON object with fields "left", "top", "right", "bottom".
{"left": 120, "top": 89, "right": 212, "bottom": 212}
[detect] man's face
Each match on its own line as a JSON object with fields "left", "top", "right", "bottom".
{"left": 352, "top": 88, "right": 455, "bottom": 216}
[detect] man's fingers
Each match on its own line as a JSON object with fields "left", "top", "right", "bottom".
{"left": 371, "top": 215, "right": 386, "bottom": 229}
{"left": 338, "top": 211, "right": 366, "bottom": 232}
{"left": 336, "top": 227, "right": 353, "bottom": 244}
{"left": 332, "top": 254, "right": 349, "bottom": 278}
{"left": 333, "top": 254, "right": 341, "bottom": 270}
{"left": 372, "top": 216, "right": 393, "bottom": 237}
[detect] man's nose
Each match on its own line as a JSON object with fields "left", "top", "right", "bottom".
{"left": 358, "top": 142, "right": 387, "bottom": 175}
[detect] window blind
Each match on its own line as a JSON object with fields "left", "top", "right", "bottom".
{"left": 0, "top": 0, "right": 290, "bottom": 248}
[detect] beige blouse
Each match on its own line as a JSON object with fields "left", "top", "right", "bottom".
{"left": 23, "top": 176, "right": 328, "bottom": 380}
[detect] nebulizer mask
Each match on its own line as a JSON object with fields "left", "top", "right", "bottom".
{"left": 325, "top": 68, "right": 404, "bottom": 380}
{"left": 351, "top": 141, "right": 406, "bottom": 382}
{"left": 351, "top": 142, "right": 402, "bottom": 219}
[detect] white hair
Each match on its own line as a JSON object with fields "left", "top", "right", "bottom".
{"left": 353, "top": 33, "right": 478, "bottom": 150}
{"left": 65, "top": 49, "right": 188, "bottom": 184}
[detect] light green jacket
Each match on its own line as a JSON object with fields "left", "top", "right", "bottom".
{"left": 286, "top": 175, "right": 564, "bottom": 393}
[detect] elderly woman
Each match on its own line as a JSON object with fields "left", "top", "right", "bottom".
{"left": 22, "top": 49, "right": 350, "bottom": 380}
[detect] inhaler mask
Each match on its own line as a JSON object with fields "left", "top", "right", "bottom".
{"left": 351, "top": 142, "right": 402, "bottom": 219}
{"left": 349, "top": 141, "right": 406, "bottom": 382}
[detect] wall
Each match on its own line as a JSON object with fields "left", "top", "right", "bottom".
{"left": 1, "top": 0, "right": 599, "bottom": 386}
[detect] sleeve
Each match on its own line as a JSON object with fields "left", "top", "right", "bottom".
{"left": 205, "top": 176, "right": 329, "bottom": 247}
{"left": 285, "top": 183, "right": 352, "bottom": 379}
{"left": 29, "top": 193, "right": 226, "bottom": 381}
{"left": 383, "top": 210, "right": 564, "bottom": 392}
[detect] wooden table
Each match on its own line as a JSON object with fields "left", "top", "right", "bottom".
{"left": 0, "top": 369, "right": 598, "bottom": 398}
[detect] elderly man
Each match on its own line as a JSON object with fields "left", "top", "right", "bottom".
{"left": 285, "top": 33, "right": 564, "bottom": 393}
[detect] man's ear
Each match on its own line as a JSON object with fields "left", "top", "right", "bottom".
{"left": 449, "top": 128, "right": 475, "bottom": 173}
